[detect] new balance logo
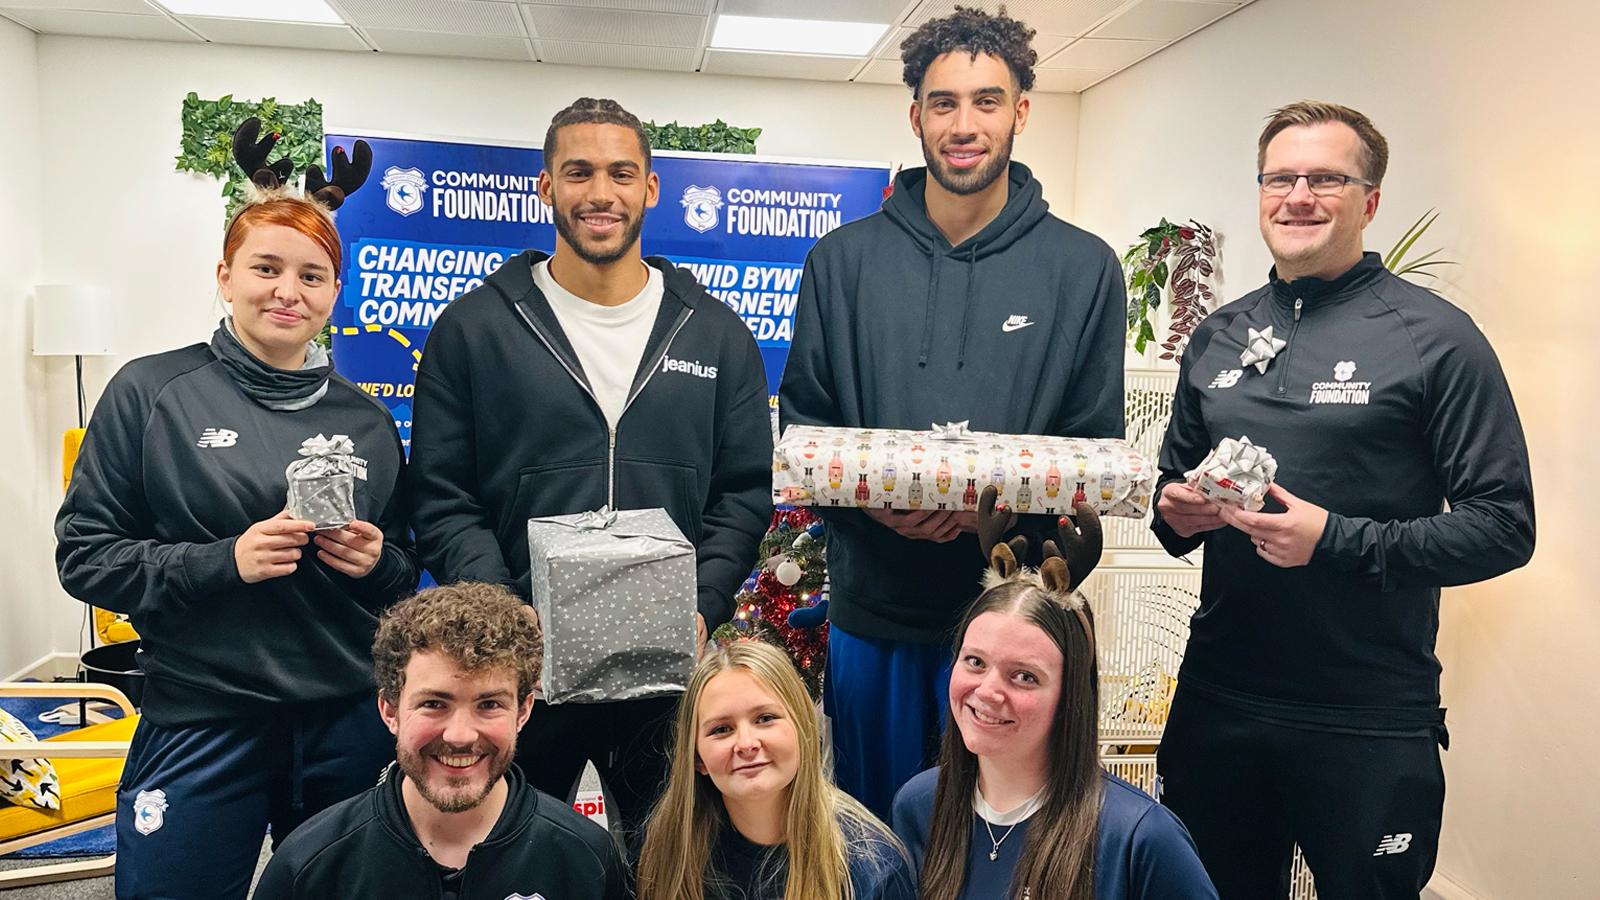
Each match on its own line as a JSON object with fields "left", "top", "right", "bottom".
{"left": 1208, "top": 369, "right": 1244, "bottom": 389}
{"left": 196, "top": 428, "right": 238, "bottom": 448}
{"left": 1373, "top": 833, "right": 1412, "bottom": 856}
{"left": 1001, "top": 314, "right": 1035, "bottom": 333}
{"left": 661, "top": 356, "right": 717, "bottom": 379}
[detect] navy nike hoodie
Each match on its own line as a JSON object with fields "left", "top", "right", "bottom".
{"left": 779, "top": 162, "right": 1126, "bottom": 643}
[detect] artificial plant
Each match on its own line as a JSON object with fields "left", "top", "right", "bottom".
{"left": 1384, "top": 208, "right": 1456, "bottom": 281}
{"left": 1122, "top": 219, "right": 1219, "bottom": 360}
{"left": 176, "top": 93, "right": 325, "bottom": 225}
{"left": 643, "top": 119, "right": 761, "bottom": 154}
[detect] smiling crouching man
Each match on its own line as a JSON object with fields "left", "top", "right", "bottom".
{"left": 254, "top": 582, "right": 629, "bottom": 900}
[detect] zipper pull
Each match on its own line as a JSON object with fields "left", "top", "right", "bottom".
{"left": 1294, "top": 297, "right": 1303, "bottom": 321}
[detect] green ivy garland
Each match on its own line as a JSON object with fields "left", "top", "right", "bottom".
{"left": 176, "top": 93, "right": 325, "bottom": 225}
{"left": 643, "top": 119, "right": 761, "bottom": 154}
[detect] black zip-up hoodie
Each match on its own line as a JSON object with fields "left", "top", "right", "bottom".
{"left": 410, "top": 251, "right": 773, "bottom": 625}
{"left": 1152, "top": 253, "right": 1535, "bottom": 731}
{"left": 254, "top": 763, "right": 628, "bottom": 900}
{"left": 55, "top": 342, "right": 418, "bottom": 726}
{"left": 779, "top": 162, "right": 1126, "bottom": 643}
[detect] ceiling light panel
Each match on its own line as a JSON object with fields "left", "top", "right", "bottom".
{"left": 906, "top": 0, "right": 1125, "bottom": 38}
{"left": 712, "top": 15, "right": 889, "bottom": 56}
{"left": 157, "top": 0, "right": 343, "bottom": 25}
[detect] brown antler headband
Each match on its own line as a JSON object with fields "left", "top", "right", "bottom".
{"left": 231, "top": 117, "right": 372, "bottom": 211}
{"left": 976, "top": 485, "right": 1101, "bottom": 656}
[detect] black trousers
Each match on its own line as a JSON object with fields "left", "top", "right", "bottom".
{"left": 1158, "top": 686, "right": 1446, "bottom": 900}
{"left": 515, "top": 694, "right": 680, "bottom": 840}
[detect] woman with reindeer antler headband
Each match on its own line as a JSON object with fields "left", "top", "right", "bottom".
{"left": 55, "top": 119, "right": 418, "bottom": 900}
{"left": 890, "top": 488, "right": 1217, "bottom": 900}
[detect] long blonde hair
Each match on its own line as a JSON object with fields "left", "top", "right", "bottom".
{"left": 637, "top": 641, "right": 896, "bottom": 900}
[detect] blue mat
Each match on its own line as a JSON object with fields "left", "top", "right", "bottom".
{"left": 1, "top": 682, "right": 127, "bottom": 859}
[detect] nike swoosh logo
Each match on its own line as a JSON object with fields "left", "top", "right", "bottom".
{"left": 1001, "top": 320, "right": 1035, "bottom": 332}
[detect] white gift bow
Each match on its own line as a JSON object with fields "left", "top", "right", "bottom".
{"left": 1209, "top": 436, "right": 1278, "bottom": 482}
{"left": 573, "top": 507, "right": 620, "bottom": 531}
{"left": 1240, "top": 326, "right": 1288, "bottom": 375}
{"left": 929, "top": 421, "right": 976, "bottom": 440}
{"left": 298, "top": 433, "right": 354, "bottom": 459}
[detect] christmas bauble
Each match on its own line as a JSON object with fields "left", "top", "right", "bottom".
{"left": 775, "top": 559, "right": 803, "bottom": 586}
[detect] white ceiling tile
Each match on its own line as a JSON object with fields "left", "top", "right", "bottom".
{"left": 719, "top": 0, "right": 909, "bottom": 23}
{"left": 337, "top": 0, "right": 524, "bottom": 36}
{"left": 1031, "top": 67, "right": 1114, "bottom": 93}
{"left": 365, "top": 27, "right": 531, "bottom": 59}
{"left": 523, "top": 0, "right": 711, "bottom": 14}
{"left": 3, "top": 0, "right": 157, "bottom": 12}
{"left": 854, "top": 56, "right": 904, "bottom": 85}
{"left": 525, "top": 5, "right": 704, "bottom": 47}
{"left": 538, "top": 38, "right": 695, "bottom": 71}
{"left": 876, "top": 23, "right": 1072, "bottom": 60}
{"left": 1042, "top": 36, "right": 1163, "bottom": 70}
{"left": 1091, "top": 0, "right": 1238, "bottom": 42}
{"left": 701, "top": 48, "right": 862, "bottom": 81}
{"left": 906, "top": 0, "right": 1126, "bottom": 38}
{"left": 183, "top": 16, "right": 369, "bottom": 49}
{"left": 0, "top": 6, "right": 196, "bottom": 37}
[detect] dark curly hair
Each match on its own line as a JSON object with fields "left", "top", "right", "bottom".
{"left": 900, "top": 5, "right": 1037, "bottom": 100}
{"left": 372, "top": 582, "right": 542, "bottom": 705}
{"left": 544, "top": 96, "right": 652, "bottom": 171}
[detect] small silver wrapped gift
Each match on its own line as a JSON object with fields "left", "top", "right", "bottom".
{"left": 1185, "top": 435, "right": 1278, "bottom": 511}
{"left": 285, "top": 434, "right": 358, "bottom": 530}
{"left": 528, "top": 507, "right": 697, "bottom": 705}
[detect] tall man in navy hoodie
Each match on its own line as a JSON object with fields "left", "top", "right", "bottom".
{"left": 410, "top": 98, "right": 773, "bottom": 837}
{"left": 779, "top": 8, "right": 1126, "bottom": 819}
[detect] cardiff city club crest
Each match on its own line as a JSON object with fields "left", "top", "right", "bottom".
{"left": 681, "top": 185, "right": 723, "bottom": 233}
{"left": 380, "top": 166, "right": 428, "bottom": 217}
{"left": 133, "top": 789, "right": 168, "bottom": 835}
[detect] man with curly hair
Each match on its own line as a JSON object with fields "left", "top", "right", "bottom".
{"left": 254, "top": 583, "right": 628, "bottom": 900}
{"left": 779, "top": 6, "right": 1126, "bottom": 818}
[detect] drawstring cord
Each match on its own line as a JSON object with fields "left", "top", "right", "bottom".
{"left": 956, "top": 243, "right": 978, "bottom": 369}
{"left": 917, "top": 255, "right": 943, "bottom": 367}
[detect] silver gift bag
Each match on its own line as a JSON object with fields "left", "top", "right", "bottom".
{"left": 528, "top": 507, "right": 698, "bottom": 705}
{"left": 285, "top": 434, "right": 358, "bottom": 530}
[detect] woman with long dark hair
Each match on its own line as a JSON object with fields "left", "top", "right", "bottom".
{"left": 892, "top": 490, "right": 1216, "bottom": 900}
{"left": 56, "top": 120, "right": 417, "bottom": 900}
{"left": 637, "top": 640, "right": 914, "bottom": 900}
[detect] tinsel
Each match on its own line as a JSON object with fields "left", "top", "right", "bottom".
{"left": 713, "top": 507, "right": 829, "bottom": 699}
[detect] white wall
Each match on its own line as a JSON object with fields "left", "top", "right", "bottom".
{"left": 1076, "top": 1, "right": 1597, "bottom": 897}
{"left": 4, "top": 35, "right": 1080, "bottom": 679}
{"left": 0, "top": 18, "right": 72, "bottom": 679}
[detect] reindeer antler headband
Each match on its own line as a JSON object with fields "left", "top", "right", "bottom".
{"left": 976, "top": 485, "right": 1102, "bottom": 655}
{"left": 231, "top": 116, "right": 372, "bottom": 211}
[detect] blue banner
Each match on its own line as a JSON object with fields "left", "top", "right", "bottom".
{"left": 326, "top": 133, "right": 890, "bottom": 448}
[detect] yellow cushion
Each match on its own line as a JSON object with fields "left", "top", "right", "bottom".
{"left": 0, "top": 715, "right": 137, "bottom": 843}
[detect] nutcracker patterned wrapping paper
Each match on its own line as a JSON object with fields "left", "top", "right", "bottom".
{"left": 527, "top": 508, "right": 698, "bottom": 705}
{"left": 773, "top": 422, "right": 1155, "bottom": 518}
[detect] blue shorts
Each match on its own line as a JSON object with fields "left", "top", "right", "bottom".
{"left": 115, "top": 694, "right": 394, "bottom": 900}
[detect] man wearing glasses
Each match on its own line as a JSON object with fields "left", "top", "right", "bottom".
{"left": 1151, "top": 101, "right": 1535, "bottom": 899}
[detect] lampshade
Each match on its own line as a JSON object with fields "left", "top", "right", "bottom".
{"left": 32, "top": 284, "right": 118, "bottom": 356}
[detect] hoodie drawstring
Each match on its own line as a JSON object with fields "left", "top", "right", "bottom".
{"left": 955, "top": 244, "right": 978, "bottom": 369}
{"left": 917, "top": 255, "right": 944, "bottom": 367}
{"left": 291, "top": 717, "right": 305, "bottom": 812}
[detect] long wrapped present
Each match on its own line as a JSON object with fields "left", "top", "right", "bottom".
{"left": 773, "top": 422, "right": 1153, "bottom": 518}
{"left": 528, "top": 507, "right": 697, "bottom": 704}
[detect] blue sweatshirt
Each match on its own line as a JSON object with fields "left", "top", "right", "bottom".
{"left": 892, "top": 769, "right": 1217, "bottom": 900}
{"left": 779, "top": 163, "right": 1126, "bottom": 643}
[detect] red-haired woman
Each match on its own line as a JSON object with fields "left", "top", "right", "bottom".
{"left": 56, "top": 122, "right": 417, "bottom": 900}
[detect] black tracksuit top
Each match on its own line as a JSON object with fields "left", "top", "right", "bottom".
{"left": 55, "top": 344, "right": 419, "bottom": 726}
{"left": 409, "top": 251, "right": 774, "bottom": 626}
{"left": 1152, "top": 253, "right": 1535, "bottom": 730}
{"left": 254, "top": 763, "right": 628, "bottom": 900}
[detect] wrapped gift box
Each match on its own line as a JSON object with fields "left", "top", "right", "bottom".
{"left": 527, "top": 508, "right": 697, "bottom": 705}
{"left": 1185, "top": 436, "right": 1277, "bottom": 511}
{"left": 285, "top": 433, "right": 358, "bottom": 530}
{"left": 773, "top": 422, "right": 1154, "bottom": 518}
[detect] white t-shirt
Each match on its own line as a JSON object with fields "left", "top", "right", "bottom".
{"left": 532, "top": 259, "right": 664, "bottom": 429}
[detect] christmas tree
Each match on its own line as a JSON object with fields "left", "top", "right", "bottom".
{"left": 712, "top": 508, "right": 829, "bottom": 698}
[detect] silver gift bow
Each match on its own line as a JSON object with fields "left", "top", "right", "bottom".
{"left": 573, "top": 507, "right": 620, "bottom": 531}
{"left": 297, "top": 433, "right": 355, "bottom": 459}
{"left": 1240, "top": 326, "right": 1288, "bottom": 375}
{"left": 1208, "top": 436, "right": 1278, "bottom": 482}
{"left": 929, "top": 420, "right": 976, "bottom": 440}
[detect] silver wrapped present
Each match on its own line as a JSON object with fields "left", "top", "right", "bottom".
{"left": 528, "top": 508, "right": 697, "bottom": 705}
{"left": 1185, "top": 435, "right": 1278, "bottom": 511}
{"left": 285, "top": 434, "right": 357, "bottom": 530}
{"left": 773, "top": 421, "right": 1155, "bottom": 518}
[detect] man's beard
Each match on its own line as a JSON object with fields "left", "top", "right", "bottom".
{"left": 553, "top": 203, "right": 646, "bottom": 266}
{"left": 398, "top": 738, "right": 514, "bottom": 814}
{"left": 922, "top": 130, "right": 1015, "bottom": 197}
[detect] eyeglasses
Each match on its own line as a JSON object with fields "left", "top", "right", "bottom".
{"left": 1257, "top": 172, "right": 1374, "bottom": 196}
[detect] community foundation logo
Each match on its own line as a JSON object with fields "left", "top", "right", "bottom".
{"left": 1334, "top": 360, "right": 1357, "bottom": 382}
{"left": 681, "top": 185, "right": 723, "bottom": 233}
{"left": 380, "top": 166, "right": 428, "bottom": 216}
